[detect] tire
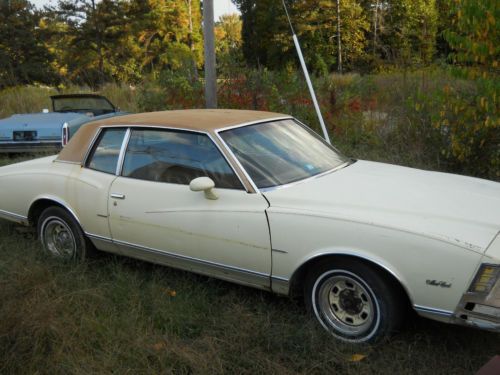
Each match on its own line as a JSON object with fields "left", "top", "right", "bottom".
{"left": 37, "top": 206, "right": 93, "bottom": 261}
{"left": 304, "top": 259, "right": 404, "bottom": 343}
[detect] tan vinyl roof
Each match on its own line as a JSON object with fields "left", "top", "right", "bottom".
{"left": 57, "top": 109, "right": 288, "bottom": 164}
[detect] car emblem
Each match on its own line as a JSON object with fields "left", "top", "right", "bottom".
{"left": 426, "top": 279, "right": 452, "bottom": 288}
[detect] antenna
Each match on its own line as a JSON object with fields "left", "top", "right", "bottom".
{"left": 281, "top": 0, "right": 331, "bottom": 144}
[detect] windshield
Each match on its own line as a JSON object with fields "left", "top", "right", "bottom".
{"left": 219, "top": 119, "right": 348, "bottom": 189}
{"left": 53, "top": 96, "right": 115, "bottom": 115}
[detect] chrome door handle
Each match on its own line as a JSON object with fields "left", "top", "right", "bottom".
{"left": 110, "top": 193, "right": 125, "bottom": 200}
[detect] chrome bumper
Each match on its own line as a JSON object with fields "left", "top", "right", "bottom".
{"left": 0, "top": 141, "right": 61, "bottom": 153}
{"left": 453, "top": 268, "right": 500, "bottom": 332}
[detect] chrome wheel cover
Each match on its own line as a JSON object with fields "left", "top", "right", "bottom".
{"left": 312, "top": 270, "right": 380, "bottom": 341}
{"left": 41, "top": 217, "right": 77, "bottom": 259}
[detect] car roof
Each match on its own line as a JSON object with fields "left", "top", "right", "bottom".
{"left": 57, "top": 109, "right": 289, "bottom": 164}
{"left": 50, "top": 94, "right": 108, "bottom": 99}
{"left": 91, "top": 109, "right": 287, "bottom": 131}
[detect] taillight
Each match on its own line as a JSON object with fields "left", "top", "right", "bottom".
{"left": 62, "top": 122, "right": 69, "bottom": 146}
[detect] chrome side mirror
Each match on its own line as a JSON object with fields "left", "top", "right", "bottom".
{"left": 189, "top": 177, "right": 218, "bottom": 200}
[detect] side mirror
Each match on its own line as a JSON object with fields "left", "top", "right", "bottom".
{"left": 189, "top": 177, "right": 218, "bottom": 200}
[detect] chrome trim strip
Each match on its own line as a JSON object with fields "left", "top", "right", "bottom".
{"left": 53, "top": 159, "right": 81, "bottom": 165}
{"left": 272, "top": 248, "right": 289, "bottom": 254}
{"left": 86, "top": 232, "right": 114, "bottom": 243}
{"left": 0, "top": 140, "right": 59, "bottom": 144}
{"left": 113, "top": 238, "right": 270, "bottom": 278}
{"left": 116, "top": 128, "right": 131, "bottom": 176}
{"left": 213, "top": 131, "right": 260, "bottom": 193}
{"left": 0, "top": 208, "right": 28, "bottom": 223}
{"left": 214, "top": 116, "right": 294, "bottom": 133}
{"left": 260, "top": 161, "right": 352, "bottom": 193}
{"left": 99, "top": 124, "right": 210, "bottom": 134}
{"left": 414, "top": 305, "right": 454, "bottom": 317}
{"left": 271, "top": 275, "right": 290, "bottom": 282}
{"left": 82, "top": 127, "right": 103, "bottom": 167}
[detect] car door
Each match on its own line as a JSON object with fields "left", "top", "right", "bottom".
{"left": 108, "top": 128, "right": 272, "bottom": 289}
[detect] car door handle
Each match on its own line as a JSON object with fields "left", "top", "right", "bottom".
{"left": 110, "top": 193, "right": 126, "bottom": 200}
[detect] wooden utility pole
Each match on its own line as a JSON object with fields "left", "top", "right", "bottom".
{"left": 373, "top": 0, "right": 379, "bottom": 57}
{"left": 336, "top": 0, "right": 343, "bottom": 74}
{"left": 203, "top": 0, "right": 217, "bottom": 108}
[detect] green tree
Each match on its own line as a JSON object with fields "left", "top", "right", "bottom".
{"left": 293, "top": 0, "right": 369, "bottom": 72}
{"left": 378, "top": 0, "right": 438, "bottom": 65}
{"left": 215, "top": 13, "right": 243, "bottom": 72}
{"left": 130, "top": 0, "right": 203, "bottom": 79}
{"left": 0, "top": 0, "right": 57, "bottom": 88}
{"left": 46, "top": 0, "right": 129, "bottom": 86}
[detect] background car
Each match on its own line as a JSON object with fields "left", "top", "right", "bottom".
{"left": 0, "top": 109, "right": 498, "bottom": 343}
{"left": 0, "top": 93, "right": 127, "bottom": 153}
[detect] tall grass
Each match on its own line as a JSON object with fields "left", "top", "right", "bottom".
{"left": 0, "top": 215, "right": 499, "bottom": 374}
{"left": 0, "top": 67, "right": 497, "bottom": 180}
{"left": 0, "top": 83, "right": 140, "bottom": 119}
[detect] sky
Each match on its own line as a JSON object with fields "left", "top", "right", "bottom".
{"left": 30, "top": 0, "right": 240, "bottom": 21}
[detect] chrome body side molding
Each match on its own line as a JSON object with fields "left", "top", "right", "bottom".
{"left": 86, "top": 233, "right": 272, "bottom": 291}
{"left": 414, "top": 305, "right": 454, "bottom": 323}
{"left": 0, "top": 209, "right": 28, "bottom": 225}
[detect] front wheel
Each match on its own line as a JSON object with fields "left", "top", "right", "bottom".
{"left": 305, "top": 260, "right": 404, "bottom": 343}
{"left": 38, "top": 206, "right": 92, "bottom": 261}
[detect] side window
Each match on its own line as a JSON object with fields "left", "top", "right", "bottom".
{"left": 86, "top": 128, "right": 126, "bottom": 174}
{"left": 122, "top": 129, "right": 244, "bottom": 190}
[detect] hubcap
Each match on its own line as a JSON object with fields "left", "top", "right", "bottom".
{"left": 316, "top": 272, "right": 377, "bottom": 337}
{"left": 42, "top": 218, "right": 76, "bottom": 259}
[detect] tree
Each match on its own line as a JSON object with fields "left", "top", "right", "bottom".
{"left": 0, "top": 0, "right": 57, "bottom": 88}
{"left": 46, "top": 0, "right": 129, "bottom": 86}
{"left": 444, "top": 0, "right": 498, "bottom": 73}
{"left": 215, "top": 13, "right": 243, "bottom": 71}
{"left": 377, "top": 0, "right": 438, "bottom": 65}
{"left": 234, "top": 0, "right": 368, "bottom": 72}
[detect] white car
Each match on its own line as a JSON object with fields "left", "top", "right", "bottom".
{"left": 0, "top": 109, "right": 499, "bottom": 343}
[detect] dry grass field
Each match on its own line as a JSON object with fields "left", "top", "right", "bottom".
{"left": 0, "top": 154, "right": 499, "bottom": 374}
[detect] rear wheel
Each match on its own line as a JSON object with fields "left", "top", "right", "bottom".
{"left": 305, "top": 259, "right": 404, "bottom": 343}
{"left": 37, "top": 206, "right": 92, "bottom": 261}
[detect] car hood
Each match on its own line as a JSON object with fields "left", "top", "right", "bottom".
{"left": 264, "top": 160, "right": 500, "bottom": 253}
{"left": 0, "top": 112, "right": 86, "bottom": 140}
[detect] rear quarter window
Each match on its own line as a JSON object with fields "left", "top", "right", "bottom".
{"left": 86, "top": 128, "right": 126, "bottom": 174}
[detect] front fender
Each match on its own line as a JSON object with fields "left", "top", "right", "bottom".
{"left": 268, "top": 210, "right": 483, "bottom": 314}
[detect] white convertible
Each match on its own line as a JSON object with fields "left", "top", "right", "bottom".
{"left": 0, "top": 110, "right": 499, "bottom": 342}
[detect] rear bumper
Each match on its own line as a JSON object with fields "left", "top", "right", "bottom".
{"left": 0, "top": 141, "right": 61, "bottom": 153}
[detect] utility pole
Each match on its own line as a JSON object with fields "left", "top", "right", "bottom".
{"left": 203, "top": 0, "right": 217, "bottom": 108}
{"left": 336, "top": 0, "right": 343, "bottom": 74}
{"left": 373, "top": 0, "right": 379, "bottom": 57}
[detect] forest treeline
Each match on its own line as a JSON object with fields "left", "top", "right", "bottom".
{"left": 0, "top": 0, "right": 497, "bottom": 88}
{"left": 0, "top": 0, "right": 498, "bottom": 180}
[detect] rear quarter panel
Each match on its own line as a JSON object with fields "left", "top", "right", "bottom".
{"left": 0, "top": 156, "right": 76, "bottom": 219}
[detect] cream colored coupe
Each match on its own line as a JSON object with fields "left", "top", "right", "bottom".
{"left": 0, "top": 110, "right": 499, "bottom": 342}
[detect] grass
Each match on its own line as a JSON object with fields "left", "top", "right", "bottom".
{"left": 0, "top": 155, "right": 499, "bottom": 374}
